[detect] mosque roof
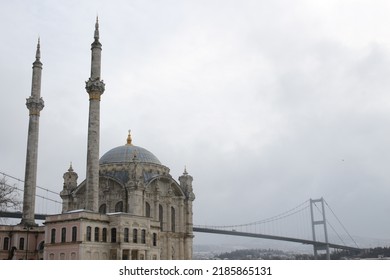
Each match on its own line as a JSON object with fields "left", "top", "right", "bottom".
{"left": 99, "top": 131, "right": 161, "bottom": 165}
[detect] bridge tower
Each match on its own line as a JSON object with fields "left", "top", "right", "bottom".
{"left": 310, "top": 198, "right": 330, "bottom": 259}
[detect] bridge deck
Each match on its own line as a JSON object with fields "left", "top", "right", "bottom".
{"left": 0, "top": 211, "right": 47, "bottom": 221}
{"left": 193, "top": 227, "right": 361, "bottom": 252}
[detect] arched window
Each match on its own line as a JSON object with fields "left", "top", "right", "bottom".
{"left": 94, "top": 227, "right": 100, "bottom": 242}
{"left": 141, "top": 229, "right": 146, "bottom": 244}
{"left": 86, "top": 226, "right": 92, "bottom": 241}
{"left": 3, "top": 237, "right": 9, "bottom": 250}
{"left": 19, "top": 237, "right": 25, "bottom": 250}
{"left": 124, "top": 228, "right": 129, "bottom": 242}
{"left": 51, "top": 229, "right": 56, "bottom": 244}
{"left": 145, "top": 202, "right": 151, "bottom": 217}
{"left": 111, "top": 228, "right": 117, "bottom": 243}
{"left": 171, "top": 207, "right": 176, "bottom": 232}
{"left": 99, "top": 204, "right": 107, "bottom": 214}
{"left": 115, "top": 201, "right": 123, "bottom": 212}
{"left": 133, "top": 229, "right": 138, "bottom": 243}
{"left": 72, "top": 226, "right": 77, "bottom": 242}
{"left": 61, "top": 227, "right": 66, "bottom": 243}
{"left": 159, "top": 205, "right": 163, "bottom": 231}
{"left": 102, "top": 228, "right": 107, "bottom": 242}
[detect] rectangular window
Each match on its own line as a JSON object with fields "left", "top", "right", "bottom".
{"left": 171, "top": 207, "right": 176, "bottom": 232}
{"left": 102, "top": 228, "right": 107, "bottom": 242}
{"left": 111, "top": 228, "right": 117, "bottom": 243}
{"left": 141, "top": 229, "right": 146, "bottom": 244}
{"left": 51, "top": 229, "right": 56, "bottom": 244}
{"left": 145, "top": 202, "right": 151, "bottom": 217}
{"left": 152, "top": 233, "right": 157, "bottom": 246}
{"left": 72, "top": 226, "right": 77, "bottom": 242}
{"left": 61, "top": 227, "right": 66, "bottom": 243}
{"left": 124, "top": 228, "right": 129, "bottom": 242}
{"left": 3, "top": 237, "right": 9, "bottom": 250}
{"left": 159, "top": 205, "right": 164, "bottom": 231}
{"left": 86, "top": 226, "right": 92, "bottom": 241}
{"left": 122, "top": 249, "right": 129, "bottom": 260}
{"left": 19, "top": 237, "right": 25, "bottom": 250}
{"left": 94, "top": 227, "right": 99, "bottom": 242}
{"left": 133, "top": 229, "right": 138, "bottom": 243}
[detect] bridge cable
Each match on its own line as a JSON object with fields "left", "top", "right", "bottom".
{"left": 195, "top": 200, "right": 310, "bottom": 230}
{"left": 4, "top": 182, "right": 62, "bottom": 205}
{"left": 0, "top": 171, "right": 60, "bottom": 197}
{"left": 323, "top": 199, "right": 359, "bottom": 248}
{"left": 312, "top": 202, "right": 346, "bottom": 246}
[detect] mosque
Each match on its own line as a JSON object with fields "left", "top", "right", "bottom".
{"left": 0, "top": 19, "right": 195, "bottom": 260}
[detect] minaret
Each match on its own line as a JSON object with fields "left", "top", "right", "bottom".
{"left": 85, "top": 17, "right": 105, "bottom": 211}
{"left": 21, "top": 39, "right": 45, "bottom": 226}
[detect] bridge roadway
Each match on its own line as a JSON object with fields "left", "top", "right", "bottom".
{"left": 0, "top": 211, "right": 47, "bottom": 221}
{"left": 193, "top": 227, "right": 361, "bottom": 252}
{"left": 0, "top": 211, "right": 360, "bottom": 252}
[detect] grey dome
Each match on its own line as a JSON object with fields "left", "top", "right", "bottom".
{"left": 100, "top": 144, "right": 161, "bottom": 165}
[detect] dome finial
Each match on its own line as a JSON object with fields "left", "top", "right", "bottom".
{"left": 126, "top": 130, "right": 133, "bottom": 145}
{"left": 183, "top": 166, "right": 188, "bottom": 175}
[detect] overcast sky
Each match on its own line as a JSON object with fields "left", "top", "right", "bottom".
{"left": 1, "top": 0, "right": 390, "bottom": 246}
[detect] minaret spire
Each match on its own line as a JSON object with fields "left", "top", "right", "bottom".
{"left": 21, "top": 38, "right": 45, "bottom": 226}
{"left": 35, "top": 37, "right": 41, "bottom": 61}
{"left": 94, "top": 16, "right": 99, "bottom": 41}
{"left": 89, "top": 17, "right": 102, "bottom": 81}
{"left": 85, "top": 19, "right": 105, "bottom": 212}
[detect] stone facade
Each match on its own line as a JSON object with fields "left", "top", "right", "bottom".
{"left": 0, "top": 225, "right": 45, "bottom": 260}
{"left": 43, "top": 211, "right": 160, "bottom": 260}
{"left": 56, "top": 138, "right": 195, "bottom": 260}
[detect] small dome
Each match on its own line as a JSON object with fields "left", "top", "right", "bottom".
{"left": 100, "top": 144, "right": 161, "bottom": 165}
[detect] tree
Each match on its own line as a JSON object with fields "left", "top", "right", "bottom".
{"left": 0, "top": 176, "right": 21, "bottom": 211}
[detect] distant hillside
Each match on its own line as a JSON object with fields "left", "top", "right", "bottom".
{"left": 213, "top": 247, "right": 390, "bottom": 260}
{"left": 215, "top": 248, "right": 310, "bottom": 260}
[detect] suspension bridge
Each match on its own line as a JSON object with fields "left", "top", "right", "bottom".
{"left": 193, "top": 198, "right": 361, "bottom": 259}
{"left": 1, "top": 171, "right": 362, "bottom": 259}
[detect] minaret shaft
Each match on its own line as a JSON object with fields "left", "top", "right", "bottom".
{"left": 85, "top": 18, "right": 105, "bottom": 211}
{"left": 85, "top": 98, "right": 101, "bottom": 211}
{"left": 21, "top": 40, "right": 44, "bottom": 226}
{"left": 91, "top": 46, "right": 101, "bottom": 80}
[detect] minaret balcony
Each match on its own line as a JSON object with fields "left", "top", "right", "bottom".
{"left": 26, "top": 97, "right": 44, "bottom": 115}
{"left": 85, "top": 77, "right": 105, "bottom": 98}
